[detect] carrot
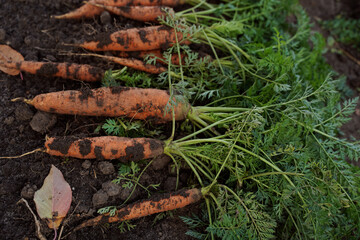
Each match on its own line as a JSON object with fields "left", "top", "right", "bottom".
{"left": 19, "top": 86, "right": 191, "bottom": 123}
{"left": 0, "top": 44, "right": 104, "bottom": 81}
{"left": 113, "top": 49, "right": 184, "bottom": 65}
{"left": 73, "top": 188, "right": 202, "bottom": 231}
{"left": 90, "top": 4, "right": 174, "bottom": 22}
{"left": 76, "top": 25, "right": 191, "bottom": 52}
{"left": 52, "top": 2, "right": 103, "bottom": 19}
{"left": 44, "top": 136, "right": 164, "bottom": 161}
{"left": 78, "top": 52, "right": 167, "bottom": 74}
{"left": 53, "top": 0, "right": 184, "bottom": 19}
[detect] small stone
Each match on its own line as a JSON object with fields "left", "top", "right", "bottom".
{"left": 30, "top": 111, "right": 57, "bottom": 133}
{"left": 82, "top": 160, "right": 92, "bottom": 169}
{"left": 163, "top": 177, "right": 180, "bottom": 192}
{"left": 23, "top": 35, "right": 40, "bottom": 46}
{"left": 15, "top": 104, "right": 34, "bottom": 121}
{"left": 152, "top": 154, "right": 171, "bottom": 170}
{"left": 4, "top": 116, "right": 14, "bottom": 125}
{"left": 98, "top": 161, "right": 115, "bottom": 175}
{"left": 100, "top": 11, "right": 111, "bottom": 25}
{"left": 92, "top": 189, "right": 109, "bottom": 207}
{"left": 119, "top": 183, "right": 141, "bottom": 201}
{"left": 45, "top": 55, "right": 57, "bottom": 62}
{"left": 24, "top": 52, "right": 38, "bottom": 61}
{"left": 102, "top": 181, "right": 121, "bottom": 197}
{"left": 18, "top": 125, "right": 25, "bottom": 133}
{"left": 79, "top": 169, "right": 89, "bottom": 176}
{"left": 0, "top": 29, "right": 6, "bottom": 42}
{"left": 21, "top": 184, "right": 37, "bottom": 199}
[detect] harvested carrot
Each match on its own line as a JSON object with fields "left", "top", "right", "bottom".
{"left": 76, "top": 25, "right": 191, "bottom": 52}
{"left": 78, "top": 53, "right": 167, "bottom": 74}
{"left": 0, "top": 45, "right": 104, "bottom": 81}
{"left": 113, "top": 49, "right": 184, "bottom": 65}
{"left": 19, "top": 86, "right": 191, "bottom": 123}
{"left": 53, "top": 0, "right": 184, "bottom": 19}
{"left": 91, "top": 4, "right": 174, "bottom": 22}
{"left": 94, "top": 0, "right": 185, "bottom": 7}
{"left": 0, "top": 44, "right": 24, "bottom": 75}
{"left": 44, "top": 136, "right": 164, "bottom": 161}
{"left": 52, "top": 1, "right": 103, "bottom": 19}
{"left": 74, "top": 188, "right": 202, "bottom": 231}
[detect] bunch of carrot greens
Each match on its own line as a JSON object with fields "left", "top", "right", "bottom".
{"left": 90, "top": 1, "right": 360, "bottom": 239}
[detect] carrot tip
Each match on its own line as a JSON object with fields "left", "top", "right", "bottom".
{"left": 11, "top": 97, "right": 25, "bottom": 102}
{"left": 11, "top": 97, "right": 32, "bottom": 105}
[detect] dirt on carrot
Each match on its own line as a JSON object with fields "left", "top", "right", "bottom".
{"left": 54, "top": 0, "right": 184, "bottom": 19}
{"left": 45, "top": 136, "right": 164, "bottom": 161}
{"left": 78, "top": 25, "right": 191, "bottom": 52}
{"left": 21, "top": 86, "right": 191, "bottom": 123}
{"left": 0, "top": 44, "right": 104, "bottom": 81}
{"left": 73, "top": 188, "right": 202, "bottom": 231}
{"left": 91, "top": 4, "right": 174, "bottom": 22}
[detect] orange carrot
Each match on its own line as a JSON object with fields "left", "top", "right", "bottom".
{"left": 74, "top": 188, "right": 202, "bottom": 230}
{"left": 0, "top": 44, "right": 104, "bottom": 81}
{"left": 53, "top": 0, "right": 185, "bottom": 19}
{"left": 53, "top": 2, "right": 103, "bottom": 19}
{"left": 80, "top": 53, "right": 167, "bottom": 74}
{"left": 5, "top": 61, "right": 104, "bottom": 81}
{"left": 77, "top": 25, "right": 191, "bottom": 52}
{"left": 113, "top": 49, "right": 183, "bottom": 65}
{"left": 44, "top": 136, "right": 164, "bottom": 161}
{"left": 91, "top": 4, "right": 174, "bottom": 22}
{"left": 21, "top": 87, "right": 191, "bottom": 123}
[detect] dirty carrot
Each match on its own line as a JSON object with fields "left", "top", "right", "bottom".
{"left": 75, "top": 25, "right": 191, "bottom": 52}
{"left": 90, "top": 4, "right": 174, "bottom": 22}
{"left": 73, "top": 188, "right": 203, "bottom": 231}
{"left": 44, "top": 136, "right": 164, "bottom": 161}
{"left": 77, "top": 53, "right": 167, "bottom": 74}
{"left": 5, "top": 61, "right": 104, "bottom": 82}
{"left": 0, "top": 44, "right": 104, "bottom": 81}
{"left": 15, "top": 86, "right": 191, "bottom": 123}
{"left": 53, "top": 0, "right": 185, "bottom": 19}
{"left": 113, "top": 49, "right": 184, "bottom": 65}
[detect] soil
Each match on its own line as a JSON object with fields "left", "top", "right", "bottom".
{"left": 0, "top": 0, "right": 359, "bottom": 239}
{"left": 0, "top": 1, "right": 196, "bottom": 239}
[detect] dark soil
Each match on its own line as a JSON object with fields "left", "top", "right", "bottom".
{"left": 0, "top": 1, "right": 196, "bottom": 239}
{"left": 1, "top": 0, "right": 359, "bottom": 239}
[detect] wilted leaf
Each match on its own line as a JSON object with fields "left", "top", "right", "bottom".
{"left": 0, "top": 44, "right": 24, "bottom": 75}
{"left": 34, "top": 165, "right": 72, "bottom": 229}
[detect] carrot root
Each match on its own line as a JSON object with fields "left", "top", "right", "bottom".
{"left": 52, "top": 2, "right": 103, "bottom": 19}
{"left": 90, "top": 3, "right": 174, "bottom": 22}
{"left": 80, "top": 53, "right": 166, "bottom": 74}
{"left": 27, "top": 87, "right": 191, "bottom": 123}
{"left": 74, "top": 188, "right": 202, "bottom": 231}
{"left": 44, "top": 136, "right": 164, "bottom": 161}
{"left": 78, "top": 25, "right": 191, "bottom": 52}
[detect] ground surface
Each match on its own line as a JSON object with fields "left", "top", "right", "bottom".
{"left": 0, "top": 0, "right": 359, "bottom": 239}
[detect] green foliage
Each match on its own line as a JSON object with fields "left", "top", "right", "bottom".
{"left": 102, "top": 118, "right": 163, "bottom": 138}
{"left": 99, "top": 1, "right": 360, "bottom": 239}
{"left": 102, "top": 68, "right": 155, "bottom": 88}
{"left": 322, "top": 16, "right": 360, "bottom": 50}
